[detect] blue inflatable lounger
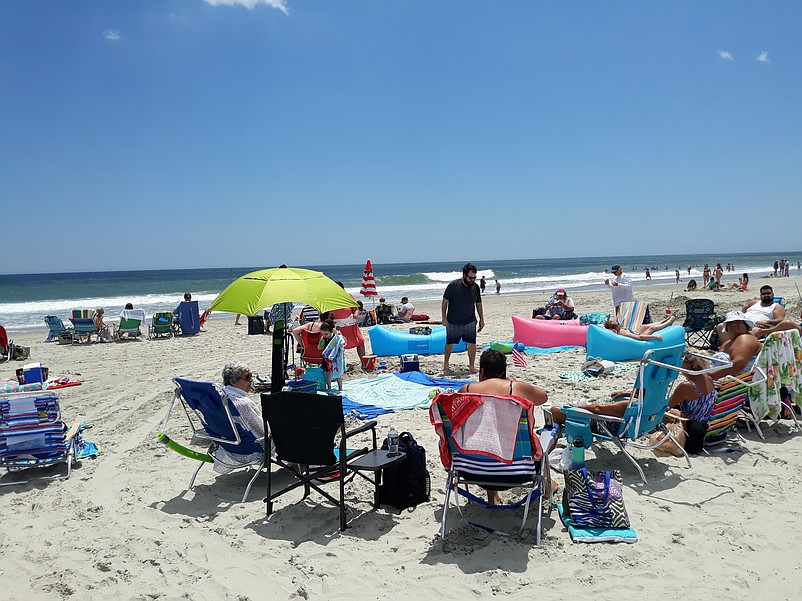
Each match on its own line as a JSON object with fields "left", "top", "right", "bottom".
{"left": 367, "top": 325, "right": 468, "bottom": 357}
{"left": 585, "top": 324, "right": 686, "bottom": 363}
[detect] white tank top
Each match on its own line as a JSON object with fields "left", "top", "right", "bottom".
{"left": 744, "top": 302, "right": 776, "bottom": 324}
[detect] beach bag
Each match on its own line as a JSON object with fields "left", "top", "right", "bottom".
{"left": 564, "top": 468, "right": 630, "bottom": 529}
{"left": 379, "top": 431, "right": 431, "bottom": 510}
{"left": 581, "top": 357, "right": 615, "bottom": 377}
{"left": 11, "top": 345, "right": 30, "bottom": 361}
{"left": 649, "top": 420, "right": 686, "bottom": 457}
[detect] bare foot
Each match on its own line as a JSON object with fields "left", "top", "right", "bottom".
{"left": 487, "top": 491, "right": 502, "bottom": 505}
{"left": 469, "top": 368, "right": 479, "bottom": 374}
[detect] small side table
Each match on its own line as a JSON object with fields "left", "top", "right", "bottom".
{"left": 350, "top": 450, "right": 406, "bottom": 508}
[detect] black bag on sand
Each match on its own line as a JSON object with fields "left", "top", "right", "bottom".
{"left": 379, "top": 431, "right": 431, "bottom": 510}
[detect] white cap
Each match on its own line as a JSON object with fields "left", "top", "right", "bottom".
{"left": 722, "top": 310, "right": 753, "bottom": 332}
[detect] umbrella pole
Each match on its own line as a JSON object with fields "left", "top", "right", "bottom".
{"left": 271, "top": 321, "right": 285, "bottom": 394}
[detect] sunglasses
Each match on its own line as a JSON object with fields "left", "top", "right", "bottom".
{"left": 465, "top": 275, "right": 477, "bottom": 281}
{"left": 242, "top": 374, "right": 253, "bottom": 382}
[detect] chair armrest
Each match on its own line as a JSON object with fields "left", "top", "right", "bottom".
{"left": 562, "top": 406, "right": 624, "bottom": 424}
{"left": 345, "top": 420, "right": 378, "bottom": 438}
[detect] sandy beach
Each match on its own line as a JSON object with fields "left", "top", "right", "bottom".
{"left": 2, "top": 275, "right": 802, "bottom": 601}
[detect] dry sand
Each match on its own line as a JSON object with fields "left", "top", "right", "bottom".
{"left": 2, "top": 276, "right": 802, "bottom": 600}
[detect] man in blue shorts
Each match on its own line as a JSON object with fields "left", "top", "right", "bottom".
{"left": 442, "top": 263, "right": 485, "bottom": 373}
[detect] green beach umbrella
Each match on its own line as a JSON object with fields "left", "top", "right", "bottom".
{"left": 209, "top": 267, "right": 357, "bottom": 317}
{"left": 209, "top": 266, "right": 357, "bottom": 393}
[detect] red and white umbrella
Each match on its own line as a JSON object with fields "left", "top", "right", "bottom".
{"left": 360, "top": 259, "right": 378, "bottom": 299}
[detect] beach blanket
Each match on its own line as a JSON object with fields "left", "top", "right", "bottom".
{"left": 0, "top": 377, "right": 82, "bottom": 394}
{"left": 393, "top": 371, "right": 470, "bottom": 389}
{"left": 482, "top": 341, "right": 583, "bottom": 355}
{"left": 557, "top": 502, "right": 638, "bottom": 544}
{"left": 748, "top": 329, "right": 802, "bottom": 420}
{"left": 559, "top": 362, "right": 639, "bottom": 382}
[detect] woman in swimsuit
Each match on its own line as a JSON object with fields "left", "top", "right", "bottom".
{"left": 603, "top": 314, "right": 677, "bottom": 341}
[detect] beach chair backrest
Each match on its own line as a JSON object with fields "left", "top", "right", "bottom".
{"left": 118, "top": 318, "right": 141, "bottom": 332}
{"left": 178, "top": 301, "right": 200, "bottom": 335}
{"left": 617, "top": 301, "right": 649, "bottom": 332}
{"left": 152, "top": 312, "right": 173, "bottom": 332}
{"left": 70, "top": 317, "right": 97, "bottom": 334}
{"left": 0, "top": 393, "right": 67, "bottom": 461}
{"left": 301, "top": 329, "right": 324, "bottom": 362}
{"left": 707, "top": 372, "right": 752, "bottom": 444}
{"left": 774, "top": 296, "right": 787, "bottom": 308}
{"left": 262, "top": 391, "right": 343, "bottom": 466}
{"left": 173, "top": 378, "right": 262, "bottom": 456}
{"left": 682, "top": 299, "right": 715, "bottom": 331}
{"left": 44, "top": 315, "right": 67, "bottom": 333}
{"left": 621, "top": 344, "right": 685, "bottom": 439}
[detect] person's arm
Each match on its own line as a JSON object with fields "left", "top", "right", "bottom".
{"left": 742, "top": 299, "right": 757, "bottom": 313}
{"left": 711, "top": 336, "right": 760, "bottom": 379}
{"left": 476, "top": 300, "right": 484, "bottom": 332}
{"left": 291, "top": 322, "right": 309, "bottom": 345}
{"left": 772, "top": 304, "right": 787, "bottom": 324}
{"left": 518, "top": 382, "right": 548, "bottom": 406}
{"left": 616, "top": 275, "right": 632, "bottom": 290}
{"left": 668, "top": 381, "right": 695, "bottom": 409}
{"left": 441, "top": 298, "right": 449, "bottom": 327}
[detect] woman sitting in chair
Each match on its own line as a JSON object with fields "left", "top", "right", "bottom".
{"left": 217, "top": 361, "right": 270, "bottom": 472}
{"left": 603, "top": 314, "right": 677, "bottom": 341}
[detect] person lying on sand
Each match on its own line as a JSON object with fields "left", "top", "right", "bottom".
{"left": 603, "top": 314, "right": 677, "bottom": 341}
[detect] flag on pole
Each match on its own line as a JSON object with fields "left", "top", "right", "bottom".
{"left": 360, "top": 259, "right": 378, "bottom": 298}
{"left": 512, "top": 347, "right": 528, "bottom": 368}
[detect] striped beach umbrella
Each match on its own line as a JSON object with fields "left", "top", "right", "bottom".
{"left": 360, "top": 260, "right": 378, "bottom": 298}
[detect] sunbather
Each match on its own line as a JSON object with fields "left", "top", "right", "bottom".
{"left": 603, "top": 314, "right": 677, "bottom": 341}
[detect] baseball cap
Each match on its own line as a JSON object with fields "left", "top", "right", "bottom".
{"left": 722, "top": 310, "right": 753, "bottom": 332}
{"left": 556, "top": 287, "right": 566, "bottom": 295}
{"left": 611, "top": 264, "right": 621, "bottom": 272}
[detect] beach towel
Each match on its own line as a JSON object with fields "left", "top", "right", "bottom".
{"left": 449, "top": 394, "right": 527, "bottom": 463}
{"left": 482, "top": 341, "right": 583, "bottom": 355}
{"left": 557, "top": 503, "right": 638, "bottom": 544}
{"left": 340, "top": 373, "right": 434, "bottom": 412}
{"left": 559, "top": 362, "right": 639, "bottom": 382}
{"left": 748, "top": 330, "right": 802, "bottom": 420}
{"left": 392, "top": 371, "right": 470, "bottom": 389}
{"left": 323, "top": 332, "right": 346, "bottom": 379}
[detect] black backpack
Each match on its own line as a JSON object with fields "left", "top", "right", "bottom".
{"left": 378, "top": 431, "right": 431, "bottom": 510}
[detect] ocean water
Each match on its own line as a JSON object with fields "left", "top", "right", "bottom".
{"left": 1, "top": 252, "right": 798, "bottom": 331}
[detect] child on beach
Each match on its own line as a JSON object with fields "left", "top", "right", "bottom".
{"left": 320, "top": 321, "right": 345, "bottom": 393}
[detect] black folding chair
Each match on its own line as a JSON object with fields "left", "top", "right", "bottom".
{"left": 261, "top": 392, "right": 377, "bottom": 530}
{"left": 682, "top": 299, "right": 717, "bottom": 349}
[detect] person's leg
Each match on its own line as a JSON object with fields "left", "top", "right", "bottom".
{"left": 467, "top": 343, "right": 477, "bottom": 373}
{"left": 443, "top": 344, "right": 453, "bottom": 371}
{"left": 487, "top": 489, "right": 502, "bottom": 505}
{"left": 751, "top": 320, "right": 802, "bottom": 339}
{"left": 637, "top": 314, "right": 676, "bottom": 335}
{"left": 550, "top": 400, "right": 629, "bottom": 425}
{"left": 325, "top": 371, "right": 332, "bottom": 391}
{"left": 356, "top": 342, "right": 365, "bottom": 360}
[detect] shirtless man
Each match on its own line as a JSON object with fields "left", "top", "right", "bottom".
{"left": 717, "top": 285, "right": 800, "bottom": 343}
{"left": 458, "top": 350, "right": 548, "bottom": 503}
{"left": 709, "top": 311, "right": 762, "bottom": 380}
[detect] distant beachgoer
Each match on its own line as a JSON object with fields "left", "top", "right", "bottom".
{"left": 479, "top": 276, "right": 486, "bottom": 293}
{"left": 774, "top": 260, "right": 779, "bottom": 277}
{"left": 714, "top": 263, "right": 723, "bottom": 286}
{"left": 702, "top": 264, "right": 710, "bottom": 286}
{"left": 675, "top": 269, "right": 680, "bottom": 284}
{"left": 685, "top": 279, "right": 697, "bottom": 292}
{"left": 645, "top": 268, "right": 651, "bottom": 280}
{"left": 331, "top": 281, "right": 365, "bottom": 361}
{"left": 535, "top": 288, "right": 575, "bottom": 320}
{"left": 604, "top": 264, "right": 646, "bottom": 321}
{"left": 603, "top": 314, "right": 677, "bottom": 342}
{"left": 397, "top": 296, "right": 415, "bottom": 322}
{"left": 234, "top": 314, "right": 241, "bottom": 325}
{"left": 742, "top": 273, "right": 749, "bottom": 291}
{"left": 495, "top": 280, "right": 501, "bottom": 294}
{"left": 125, "top": 302, "right": 134, "bottom": 310}
{"left": 687, "top": 265, "right": 692, "bottom": 275}
{"left": 442, "top": 263, "right": 484, "bottom": 373}
{"left": 93, "top": 307, "right": 112, "bottom": 342}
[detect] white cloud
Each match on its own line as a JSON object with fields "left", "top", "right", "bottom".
{"left": 757, "top": 51, "right": 770, "bottom": 63}
{"left": 203, "top": 0, "right": 289, "bottom": 14}
{"left": 103, "top": 29, "right": 121, "bottom": 41}
{"left": 718, "top": 50, "right": 733, "bottom": 60}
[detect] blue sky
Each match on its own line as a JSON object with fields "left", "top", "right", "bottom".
{"left": 2, "top": 1, "right": 800, "bottom": 274}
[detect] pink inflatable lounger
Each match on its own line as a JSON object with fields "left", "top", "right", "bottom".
{"left": 512, "top": 316, "right": 589, "bottom": 348}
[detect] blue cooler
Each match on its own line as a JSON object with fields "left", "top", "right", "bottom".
{"left": 21, "top": 363, "right": 47, "bottom": 384}
{"left": 304, "top": 366, "right": 328, "bottom": 391}
{"left": 400, "top": 354, "right": 420, "bottom": 373}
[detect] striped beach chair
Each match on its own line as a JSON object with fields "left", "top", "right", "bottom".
{"left": 617, "top": 301, "right": 649, "bottom": 332}
{"left": 706, "top": 372, "right": 764, "bottom": 449}
{"left": 0, "top": 391, "right": 77, "bottom": 477}
{"left": 69, "top": 309, "right": 97, "bottom": 343}
{"left": 430, "top": 391, "right": 558, "bottom": 543}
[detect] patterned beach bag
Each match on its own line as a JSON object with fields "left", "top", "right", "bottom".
{"left": 564, "top": 468, "right": 630, "bottom": 529}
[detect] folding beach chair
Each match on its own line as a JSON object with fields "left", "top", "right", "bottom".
{"left": 175, "top": 301, "right": 201, "bottom": 335}
{"left": 157, "top": 378, "right": 266, "bottom": 502}
{"left": 43, "top": 315, "right": 70, "bottom": 342}
{"left": 430, "top": 391, "right": 559, "bottom": 543}
{"left": 149, "top": 312, "right": 174, "bottom": 339}
{"left": 682, "top": 299, "right": 717, "bottom": 349}
{"left": 0, "top": 391, "right": 78, "bottom": 478}
{"left": 561, "top": 345, "right": 729, "bottom": 483}
{"left": 705, "top": 371, "right": 764, "bottom": 450}
{"left": 115, "top": 309, "right": 146, "bottom": 340}
{"left": 617, "top": 301, "right": 649, "bottom": 331}
{"left": 69, "top": 309, "right": 97, "bottom": 343}
{"left": 300, "top": 329, "right": 325, "bottom": 367}
{"left": 261, "top": 391, "right": 378, "bottom": 531}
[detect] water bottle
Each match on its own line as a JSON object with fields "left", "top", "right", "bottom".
{"left": 387, "top": 427, "right": 399, "bottom": 456}
{"left": 571, "top": 437, "right": 585, "bottom": 469}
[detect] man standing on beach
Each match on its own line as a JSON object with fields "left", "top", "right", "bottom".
{"left": 442, "top": 263, "right": 484, "bottom": 373}
{"left": 604, "top": 264, "right": 634, "bottom": 318}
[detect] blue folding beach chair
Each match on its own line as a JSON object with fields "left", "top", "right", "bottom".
{"left": 0, "top": 391, "right": 77, "bottom": 478}
{"left": 43, "top": 315, "right": 70, "bottom": 342}
{"left": 562, "top": 344, "right": 694, "bottom": 483}
{"left": 176, "top": 301, "right": 201, "bottom": 335}
{"left": 430, "top": 391, "right": 559, "bottom": 543}
{"left": 157, "top": 378, "right": 265, "bottom": 502}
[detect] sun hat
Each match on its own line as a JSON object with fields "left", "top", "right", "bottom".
{"left": 611, "top": 264, "right": 621, "bottom": 272}
{"left": 722, "top": 310, "right": 753, "bottom": 332}
{"left": 556, "top": 287, "right": 566, "bottom": 295}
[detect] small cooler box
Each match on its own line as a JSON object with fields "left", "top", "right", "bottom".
{"left": 17, "top": 363, "right": 48, "bottom": 385}
{"left": 304, "top": 366, "right": 328, "bottom": 391}
{"left": 58, "top": 331, "right": 74, "bottom": 345}
{"left": 361, "top": 354, "right": 377, "bottom": 370}
{"left": 400, "top": 354, "right": 420, "bottom": 373}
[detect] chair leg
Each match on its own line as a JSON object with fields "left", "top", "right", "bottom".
{"left": 242, "top": 458, "right": 265, "bottom": 503}
{"left": 188, "top": 461, "right": 205, "bottom": 490}
{"left": 439, "top": 472, "right": 454, "bottom": 538}
{"left": 614, "top": 439, "right": 647, "bottom": 483}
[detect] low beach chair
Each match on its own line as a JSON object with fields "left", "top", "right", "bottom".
{"left": 0, "top": 391, "right": 78, "bottom": 478}
{"left": 69, "top": 309, "right": 97, "bottom": 343}
{"left": 115, "top": 309, "right": 147, "bottom": 340}
{"left": 44, "top": 315, "right": 70, "bottom": 342}
{"left": 617, "top": 301, "right": 649, "bottom": 331}
{"left": 430, "top": 391, "right": 559, "bottom": 543}
{"left": 300, "top": 329, "right": 325, "bottom": 367}
{"left": 176, "top": 301, "right": 201, "bottom": 335}
{"left": 149, "top": 312, "right": 174, "bottom": 339}
{"left": 261, "top": 391, "right": 377, "bottom": 531}
{"left": 682, "top": 299, "right": 717, "bottom": 349}
{"left": 561, "top": 344, "right": 699, "bottom": 483}
{"left": 157, "top": 378, "right": 266, "bottom": 503}
{"left": 705, "top": 371, "right": 764, "bottom": 450}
